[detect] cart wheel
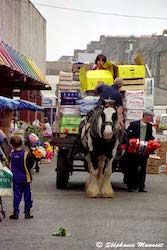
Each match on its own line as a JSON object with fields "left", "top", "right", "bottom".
{"left": 56, "top": 151, "right": 70, "bottom": 189}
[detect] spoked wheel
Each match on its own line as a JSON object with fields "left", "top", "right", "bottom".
{"left": 56, "top": 151, "right": 70, "bottom": 189}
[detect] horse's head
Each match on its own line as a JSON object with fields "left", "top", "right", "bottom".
{"left": 99, "top": 105, "right": 118, "bottom": 140}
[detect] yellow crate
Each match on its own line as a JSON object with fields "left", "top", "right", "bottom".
{"left": 115, "top": 65, "right": 146, "bottom": 79}
{"left": 79, "top": 67, "right": 114, "bottom": 92}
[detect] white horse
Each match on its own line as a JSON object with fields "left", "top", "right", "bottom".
{"left": 79, "top": 102, "right": 121, "bottom": 198}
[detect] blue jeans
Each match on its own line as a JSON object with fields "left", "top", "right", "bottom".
{"left": 13, "top": 182, "right": 33, "bottom": 214}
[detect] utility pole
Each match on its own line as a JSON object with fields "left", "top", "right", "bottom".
{"left": 126, "top": 39, "right": 136, "bottom": 64}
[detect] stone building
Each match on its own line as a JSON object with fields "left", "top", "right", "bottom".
{"left": 74, "top": 33, "right": 167, "bottom": 95}
{"left": 0, "top": 0, "right": 46, "bottom": 73}
{"left": 0, "top": 0, "right": 48, "bottom": 132}
{"left": 159, "top": 50, "right": 167, "bottom": 89}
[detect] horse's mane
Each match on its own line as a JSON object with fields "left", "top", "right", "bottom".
{"left": 89, "top": 106, "right": 103, "bottom": 139}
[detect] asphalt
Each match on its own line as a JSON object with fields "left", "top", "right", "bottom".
{"left": 0, "top": 156, "right": 167, "bottom": 250}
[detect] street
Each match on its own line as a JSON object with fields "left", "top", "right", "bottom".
{"left": 0, "top": 156, "right": 167, "bottom": 250}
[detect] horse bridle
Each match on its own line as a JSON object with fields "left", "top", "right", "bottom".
{"left": 102, "top": 121, "right": 114, "bottom": 127}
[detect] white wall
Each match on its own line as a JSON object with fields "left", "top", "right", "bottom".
{"left": 0, "top": 0, "right": 46, "bottom": 73}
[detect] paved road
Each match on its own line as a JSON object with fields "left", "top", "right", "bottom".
{"left": 0, "top": 157, "right": 167, "bottom": 250}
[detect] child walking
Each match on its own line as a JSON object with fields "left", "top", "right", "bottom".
{"left": 9, "top": 135, "right": 34, "bottom": 219}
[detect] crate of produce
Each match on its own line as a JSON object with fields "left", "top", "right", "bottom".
{"left": 61, "top": 115, "right": 81, "bottom": 126}
{"left": 59, "top": 71, "right": 73, "bottom": 81}
{"left": 59, "top": 126, "right": 79, "bottom": 134}
{"left": 59, "top": 105, "right": 80, "bottom": 115}
{"left": 114, "top": 65, "right": 146, "bottom": 79}
{"left": 79, "top": 68, "right": 113, "bottom": 92}
{"left": 72, "top": 63, "right": 91, "bottom": 73}
{"left": 73, "top": 73, "right": 79, "bottom": 81}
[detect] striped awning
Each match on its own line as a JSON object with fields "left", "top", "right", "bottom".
{"left": 0, "top": 41, "right": 51, "bottom": 90}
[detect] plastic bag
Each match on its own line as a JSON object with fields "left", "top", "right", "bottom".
{"left": 0, "top": 161, "right": 13, "bottom": 197}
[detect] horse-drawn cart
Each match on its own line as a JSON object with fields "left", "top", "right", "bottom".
{"left": 54, "top": 63, "right": 152, "bottom": 193}
{"left": 54, "top": 78, "right": 88, "bottom": 189}
{"left": 54, "top": 110, "right": 123, "bottom": 190}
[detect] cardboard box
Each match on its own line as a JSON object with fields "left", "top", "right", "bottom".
{"left": 156, "top": 142, "right": 167, "bottom": 164}
{"left": 120, "top": 84, "right": 145, "bottom": 91}
{"left": 115, "top": 65, "right": 146, "bottom": 79}
{"left": 72, "top": 63, "right": 91, "bottom": 73}
{"left": 124, "top": 109, "right": 143, "bottom": 120}
{"left": 59, "top": 71, "right": 73, "bottom": 81}
{"left": 123, "top": 99, "right": 145, "bottom": 110}
{"left": 124, "top": 90, "right": 145, "bottom": 100}
{"left": 59, "top": 105, "right": 80, "bottom": 115}
{"left": 146, "top": 165, "right": 165, "bottom": 174}
{"left": 158, "top": 141, "right": 167, "bottom": 151}
{"left": 154, "top": 135, "right": 167, "bottom": 142}
{"left": 159, "top": 165, "right": 167, "bottom": 173}
{"left": 73, "top": 73, "right": 79, "bottom": 81}
{"left": 147, "top": 157, "right": 162, "bottom": 167}
{"left": 79, "top": 68, "right": 114, "bottom": 92}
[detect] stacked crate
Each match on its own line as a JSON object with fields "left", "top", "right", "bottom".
{"left": 56, "top": 71, "right": 81, "bottom": 135}
{"left": 117, "top": 65, "right": 146, "bottom": 91}
{"left": 123, "top": 90, "right": 145, "bottom": 128}
{"left": 114, "top": 64, "right": 150, "bottom": 128}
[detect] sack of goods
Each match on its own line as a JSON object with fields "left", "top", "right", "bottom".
{"left": 0, "top": 162, "right": 13, "bottom": 197}
{"left": 121, "top": 139, "right": 161, "bottom": 155}
{"left": 79, "top": 96, "right": 99, "bottom": 115}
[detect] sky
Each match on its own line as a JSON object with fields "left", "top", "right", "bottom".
{"left": 31, "top": 0, "right": 167, "bottom": 61}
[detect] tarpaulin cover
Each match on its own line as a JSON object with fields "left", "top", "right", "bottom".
{"left": 0, "top": 96, "right": 18, "bottom": 110}
{"left": 16, "top": 99, "right": 44, "bottom": 111}
{"left": 0, "top": 96, "right": 44, "bottom": 111}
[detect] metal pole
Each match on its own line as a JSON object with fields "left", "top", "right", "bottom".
{"left": 50, "top": 99, "right": 53, "bottom": 125}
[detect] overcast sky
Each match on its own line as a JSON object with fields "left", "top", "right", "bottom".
{"left": 31, "top": 0, "right": 167, "bottom": 61}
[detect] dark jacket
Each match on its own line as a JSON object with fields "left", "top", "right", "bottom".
{"left": 96, "top": 85, "right": 122, "bottom": 106}
{"left": 127, "top": 120, "right": 154, "bottom": 141}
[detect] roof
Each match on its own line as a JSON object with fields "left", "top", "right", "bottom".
{"left": 58, "top": 55, "right": 73, "bottom": 62}
{"left": 0, "top": 41, "right": 51, "bottom": 90}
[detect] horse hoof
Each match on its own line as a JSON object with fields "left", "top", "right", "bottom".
{"left": 87, "top": 193, "right": 101, "bottom": 198}
{"left": 101, "top": 192, "right": 115, "bottom": 198}
{"left": 86, "top": 188, "right": 100, "bottom": 198}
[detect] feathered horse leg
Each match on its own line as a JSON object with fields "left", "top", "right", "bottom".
{"left": 100, "top": 159, "right": 115, "bottom": 198}
{"left": 85, "top": 154, "right": 100, "bottom": 198}
{"left": 101, "top": 140, "right": 119, "bottom": 198}
{"left": 97, "top": 155, "right": 106, "bottom": 190}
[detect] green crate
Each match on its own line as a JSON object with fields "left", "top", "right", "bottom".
{"left": 61, "top": 115, "right": 81, "bottom": 126}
